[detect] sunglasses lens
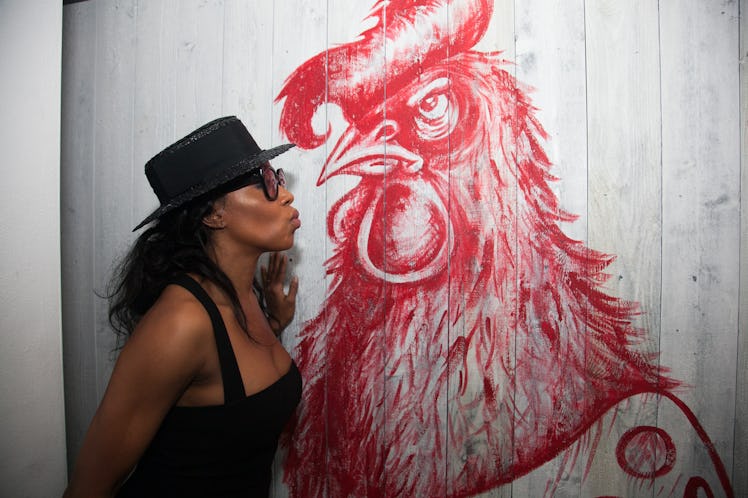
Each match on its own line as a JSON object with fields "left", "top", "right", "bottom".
{"left": 277, "top": 168, "right": 286, "bottom": 188}
{"left": 262, "top": 165, "right": 278, "bottom": 200}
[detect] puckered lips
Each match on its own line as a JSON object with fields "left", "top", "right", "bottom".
{"left": 290, "top": 209, "right": 301, "bottom": 229}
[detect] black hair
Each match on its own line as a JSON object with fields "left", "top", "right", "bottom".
{"left": 107, "top": 193, "right": 261, "bottom": 347}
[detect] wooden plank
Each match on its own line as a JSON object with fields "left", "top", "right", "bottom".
{"left": 515, "top": 0, "right": 588, "bottom": 243}
{"left": 735, "top": 0, "right": 748, "bottom": 496}
{"left": 222, "top": 0, "right": 275, "bottom": 142}
{"left": 511, "top": 0, "right": 588, "bottom": 496}
{"left": 92, "top": 0, "right": 138, "bottom": 398}
{"left": 462, "top": 1, "right": 516, "bottom": 497}
{"left": 303, "top": 1, "right": 390, "bottom": 494}
{"left": 377, "top": 5, "right": 453, "bottom": 496}
{"left": 585, "top": 0, "right": 662, "bottom": 366}
{"left": 584, "top": 0, "right": 663, "bottom": 495}
{"left": 659, "top": 0, "right": 740, "bottom": 493}
{"left": 224, "top": 0, "right": 298, "bottom": 384}
{"left": 133, "top": 0, "right": 226, "bottom": 225}
{"left": 131, "top": 0, "right": 177, "bottom": 224}
{"left": 270, "top": 0, "right": 333, "bottom": 343}
{"left": 474, "top": 0, "right": 516, "bottom": 58}
{"left": 270, "top": 2, "right": 330, "bottom": 495}
{"left": 61, "top": 0, "right": 98, "bottom": 471}
{"left": 171, "top": 0, "right": 224, "bottom": 128}
{"left": 0, "top": 1, "right": 66, "bottom": 492}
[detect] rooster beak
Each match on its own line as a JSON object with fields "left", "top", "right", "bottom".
{"left": 317, "top": 119, "right": 423, "bottom": 186}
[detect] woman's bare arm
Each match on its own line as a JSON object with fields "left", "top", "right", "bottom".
{"left": 63, "top": 287, "right": 212, "bottom": 498}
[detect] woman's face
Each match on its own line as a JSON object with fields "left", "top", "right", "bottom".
{"left": 213, "top": 179, "right": 300, "bottom": 254}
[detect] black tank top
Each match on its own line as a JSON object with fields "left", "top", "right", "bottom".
{"left": 116, "top": 275, "right": 302, "bottom": 497}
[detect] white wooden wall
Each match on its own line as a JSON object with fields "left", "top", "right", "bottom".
{"left": 1, "top": 1, "right": 67, "bottom": 496}
{"left": 61, "top": 1, "right": 746, "bottom": 496}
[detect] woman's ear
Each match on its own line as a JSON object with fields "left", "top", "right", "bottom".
{"left": 202, "top": 202, "right": 226, "bottom": 229}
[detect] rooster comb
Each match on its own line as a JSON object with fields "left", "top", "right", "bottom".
{"left": 276, "top": 0, "right": 494, "bottom": 149}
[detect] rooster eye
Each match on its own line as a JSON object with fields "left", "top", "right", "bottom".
{"left": 419, "top": 94, "right": 448, "bottom": 120}
{"left": 410, "top": 77, "right": 455, "bottom": 141}
{"left": 414, "top": 91, "right": 454, "bottom": 140}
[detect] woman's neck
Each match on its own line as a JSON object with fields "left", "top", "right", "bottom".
{"left": 206, "top": 243, "right": 261, "bottom": 300}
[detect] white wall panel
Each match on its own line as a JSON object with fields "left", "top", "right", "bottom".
{"left": 511, "top": 2, "right": 587, "bottom": 497}
{"left": 269, "top": 3, "right": 330, "bottom": 495}
{"left": 91, "top": 0, "right": 137, "bottom": 403}
{"left": 60, "top": 1, "right": 745, "bottom": 496}
{"left": 585, "top": 0, "right": 662, "bottom": 494}
{"left": 659, "top": 0, "right": 740, "bottom": 490}
{"left": 1, "top": 0, "right": 67, "bottom": 495}
{"left": 737, "top": 1, "right": 748, "bottom": 496}
{"left": 61, "top": 0, "right": 98, "bottom": 472}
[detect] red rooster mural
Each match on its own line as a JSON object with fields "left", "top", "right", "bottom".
{"left": 275, "top": 1, "right": 733, "bottom": 496}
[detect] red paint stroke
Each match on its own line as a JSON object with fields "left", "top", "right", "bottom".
{"left": 275, "top": 1, "right": 730, "bottom": 497}
{"left": 277, "top": 0, "right": 494, "bottom": 150}
{"left": 615, "top": 426, "right": 676, "bottom": 479}
{"left": 662, "top": 392, "right": 734, "bottom": 498}
{"left": 684, "top": 476, "right": 715, "bottom": 498}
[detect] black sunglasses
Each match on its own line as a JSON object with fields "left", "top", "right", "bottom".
{"left": 245, "top": 162, "right": 286, "bottom": 201}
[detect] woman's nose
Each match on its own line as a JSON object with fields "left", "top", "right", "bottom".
{"left": 279, "top": 185, "right": 294, "bottom": 204}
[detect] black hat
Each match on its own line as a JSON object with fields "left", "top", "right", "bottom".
{"left": 133, "top": 116, "right": 294, "bottom": 231}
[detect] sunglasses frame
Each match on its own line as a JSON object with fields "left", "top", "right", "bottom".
{"left": 245, "top": 162, "right": 286, "bottom": 201}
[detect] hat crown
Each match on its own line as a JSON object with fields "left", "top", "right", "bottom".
{"left": 133, "top": 116, "right": 294, "bottom": 231}
{"left": 145, "top": 116, "right": 261, "bottom": 204}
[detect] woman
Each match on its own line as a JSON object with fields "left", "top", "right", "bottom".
{"left": 64, "top": 116, "right": 302, "bottom": 497}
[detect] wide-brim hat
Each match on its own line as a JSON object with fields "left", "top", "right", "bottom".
{"left": 133, "top": 116, "right": 294, "bottom": 231}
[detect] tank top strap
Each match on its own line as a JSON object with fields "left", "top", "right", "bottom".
{"left": 168, "top": 274, "right": 246, "bottom": 404}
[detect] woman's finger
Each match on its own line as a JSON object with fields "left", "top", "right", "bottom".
{"left": 288, "top": 276, "right": 299, "bottom": 302}
{"left": 277, "top": 254, "right": 288, "bottom": 280}
{"left": 269, "top": 252, "right": 283, "bottom": 280}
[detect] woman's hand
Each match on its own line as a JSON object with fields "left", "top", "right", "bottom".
{"left": 260, "top": 252, "right": 299, "bottom": 336}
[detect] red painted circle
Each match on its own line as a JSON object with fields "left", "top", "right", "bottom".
{"left": 615, "top": 426, "right": 676, "bottom": 479}
{"left": 367, "top": 183, "right": 447, "bottom": 276}
{"left": 684, "top": 476, "right": 714, "bottom": 498}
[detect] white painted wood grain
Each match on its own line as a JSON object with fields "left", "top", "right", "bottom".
{"left": 131, "top": 0, "right": 179, "bottom": 224}
{"left": 474, "top": 0, "right": 515, "bottom": 60}
{"left": 58, "top": 1, "right": 745, "bottom": 496}
{"left": 222, "top": 0, "right": 274, "bottom": 137}
{"left": 271, "top": 0, "right": 331, "bottom": 347}
{"left": 585, "top": 0, "right": 662, "bottom": 349}
{"left": 516, "top": 0, "right": 588, "bottom": 244}
{"left": 92, "top": 0, "right": 138, "bottom": 399}
{"left": 735, "top": 1, "right": 748, "bottom": 497}
{"left": 172, "top": 0, "right": 225, "bottom": 128}
{"left": 659, "top": 0, "right": 741, "bottom": 489}
{"left": 511, "top": 1, "right": 588, "bottom": 496}
{"left": 468, "top": 2, "right": 516, "bottom": 497}
{"left": 269, "top": 2, "right": 331, "bottom": 495}
{"left": 584, "top": 0, "right": 663, "bottom": 494}
{"left": 60, "top": 0, "right": 98, "bottom": 471}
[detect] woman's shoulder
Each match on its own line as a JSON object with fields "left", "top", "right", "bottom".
{"left": 128, "top": 281, "right": 214, "bottom": 353}
{"left": 110, "top": 281, "right": 217, "bottom": 396}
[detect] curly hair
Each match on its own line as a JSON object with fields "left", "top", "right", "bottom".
{"left": 107, "top": 192, "right": 261, "bottom": 347}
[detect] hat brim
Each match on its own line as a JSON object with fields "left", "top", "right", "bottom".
{"left": 133, "top": 142, "right": 295, "bottom": 231}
